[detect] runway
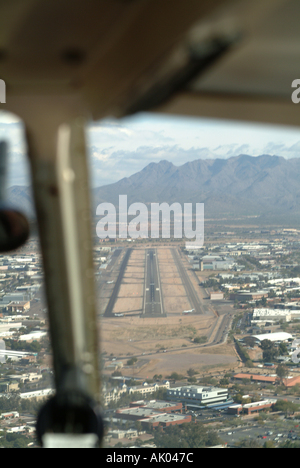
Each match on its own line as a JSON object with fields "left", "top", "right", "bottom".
{"left": 142, "top": 248, "right": 165, "bottom": 317}
{"left": 103, "top": 248, "right": 132, "bottom": 317}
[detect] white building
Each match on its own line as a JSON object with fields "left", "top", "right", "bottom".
{"left": 128, "top": 381, "right": 170, "bottom": 396}
{"left": 252, "top": 308, "right": 300, "bottom": 326}
{"left": 20, "top": 388, "right": 54, "bottom": 400}
{"left": 6, "top": 426, "right": 33, "bottom": 433}
{"left": 108, "top": 429, "right": 138, "bottom": 440}
{"left": 0, "top": 349, "right": 38, "bottom": 362}
{"left": 210, "top": 292, "right": 224, "bottom": 301}
{"left": 253, "top": 332, "right": 293, "bottom": 343}
{"left": 8, "top": 373, "right": 43, "bottom": 384}
{"left": 252, "top": 308, "right": 292, "bottom": 325}
{"left": 167, "top": 385, "right": 229, "bottom": 407}
{"left": 103, "top": 386, "right": 127, "bottom": 406}
{"left": 19, "top": 331, "right": 47, "bottom": 341}
{"left": 0, "top": 411, "right": 19, "bottom": 419}
{"left": 102, "top": 381, "right": 170, "bottom": 406}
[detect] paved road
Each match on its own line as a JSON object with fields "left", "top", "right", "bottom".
{"left": 212, "top": 313, "right": 233, "bottom": 344}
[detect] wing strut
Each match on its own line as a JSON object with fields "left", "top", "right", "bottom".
{"left": 25, "top": 118, "right": 103, "bottom": 447}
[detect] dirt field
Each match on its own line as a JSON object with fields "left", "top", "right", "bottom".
{"left": 126, "top": 349, "right": 238, "bottom": 379}
{"left": 157, "top": 248, "right": 191, "bottom": 314}
{"left": 101, "top": 314, "right": 214, "bottom": 352}
{"left": 99, "top": 246, "right": 238, "bottom": 379}
{"left": 100, "top": 312, "right": 239, "bottom": 378}
{"left": 112, "top": 249, "right": 144, "bottom": 314}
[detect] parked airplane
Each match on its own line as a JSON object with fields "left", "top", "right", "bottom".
{"left": 183, "top": 309, "right": 195, "bottom": 314}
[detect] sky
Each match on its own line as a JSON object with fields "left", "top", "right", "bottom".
{"left": 1, "top": 110, "right": 300, "bottom": 187}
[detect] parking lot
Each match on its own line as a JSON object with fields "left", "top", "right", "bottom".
{"left": 183, "top": 407, "right": 300, "bottom": 447}
{"left": 217, "top": 422, "right": 300, "bottom": 447}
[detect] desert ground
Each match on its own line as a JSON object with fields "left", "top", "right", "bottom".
{"left": 157, "top": 248, "right": 191, "bottom": 314}
{"left": 127, "top": 347, "right": 238, "bottom": 379}
{"left": 100, "top": 313, "right": 238, "bottom": 379}
{"left": 112, "top": 249, "right": 144, "bottom": 314}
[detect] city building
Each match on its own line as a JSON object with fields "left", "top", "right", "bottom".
{"left": 166, "top": 385, "right": 229, "bottom": 408}
{"left": 251, "top": 308, "right": 300, "bottom": 326}
{"left": 115, "top": 406, "right": 163, "bottom": 422}
{"left": 210, "top": 292, "right": 224, "bottom": 301}
{"left": 18, "top": 331, "right": 47, "bottom": 341}
{"left": 142, "top": 413, "right": 191, "bottom": 429}
{"left": 199, "top": 256, "right": 236, "bottom": 271}
{"left": 19, "top": 388, "right": 55, "bottom": 400}
{"left": 227, "top": 399, "right": 277, "bottom": 415}
{"left": 102, "top": 381, "right": 170, "bottom": 406}
{"left": 0, "top": 381, "right": 19, "bottom": 393}
{"left": 107, "top": 429, "right": 138, "bottom": 440}
{"left": 233, "top": 373, "right": 300, "bottom": 387}
{"left": 129, "top": 400, "right": 183, "bottom": 413}
{"left": 0, "top": 293, "right": 32, "bottom": 305}
{"left": 127, "top": 381, "right": 170, "bottom": 396}
{"left": 0, "top": 411, "right": 19, "bottom": 419}
{"left": 104, "top": 361, "right": 123, "bottom": 371}
{"left": 6, "top": 301, "right": 31, "bottom": 313}
{"left": 7, "top": 373, "right": 43, "bottom": 384}
{"left": 230, "top": 291, "right": 269, "bottom": 302}
{"left": 103, "top": 386, "right": 127, "bottom": 406}
{"left": 114, "top": 400, "right": 191, "bottom": 429}
{"left": 0, "top": 349, "right": 38, "bottom": 362}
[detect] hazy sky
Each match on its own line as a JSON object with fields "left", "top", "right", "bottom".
{"left": 1, "top": 110, "right": 300, "bottom": 187}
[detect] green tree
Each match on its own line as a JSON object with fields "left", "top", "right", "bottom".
{"left": 153, "top": 374, "right": 162, "bottom": 381}
{"left": 13, "top": 438, "right": 28, "bottom": 448}
{"left": 135, "top": 421, "right": 142, "bottom": 434}
{"left": 279, "top": 342, "right": 288, "bottom": 355}
{"left": 152, "top": 422, "right": 222, "bottom": 448}
{"left": 126, "top": 357, "right": 137, "bottom": 366}
{"left": 134, "top": 438, "right": 143, "bottom": 447}
{"left": 273, "top": 400, "right": 299, "bottom": 415}
{"left": 187, "top": 368, "right": 197, "bottom": 378}
{"left": 279, "top": 439, "right": 300, "bottom": 448}
{"left": 236, "top": 438, "right": 262, "bottom": 448}
{"left": 276, "top": 364, "right": 289, "bottom": 385}
{"left": 260, "top": 339, "right": 278, "bottom": 362}
{"left": 245, "top": 359, "right": 254, "bottom": 368}
{"left": 168, "top": 372, "right": 184, "bottom": 383}
{"left": 243, "top": 336, "right": 257, "bottom": 348}
{"left": 261, "top": 296, "right": 267, "bottom": 307}
{"left": 219, "top": 378, "right": 229, "bottom": 386}
{"left": 193, "top": 336, "right": 207, "bottom": 344}
{"left": 187, "top": 377, "right": 197, "bottom": 384}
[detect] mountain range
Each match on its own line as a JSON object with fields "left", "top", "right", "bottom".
{"left": 7, "top": 154, "right": 300, "bottom": 223}
{"left": 92, "top": 154, "right": 300, "bottom": 220}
